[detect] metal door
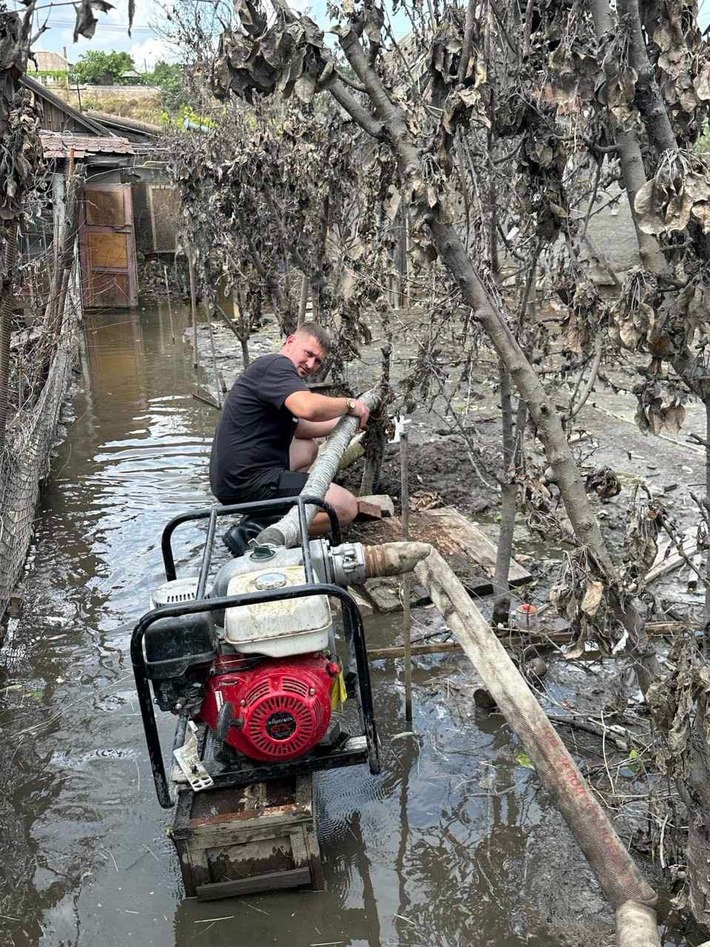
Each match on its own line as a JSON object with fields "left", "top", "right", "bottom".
{"left": 80, "top": 184, "right": 138, "bottom": 308}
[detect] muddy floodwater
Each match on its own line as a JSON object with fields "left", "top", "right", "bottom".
{"left": 0, "top": 307, "right": 692, "bottom": 946}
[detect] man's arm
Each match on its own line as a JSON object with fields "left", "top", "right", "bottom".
{"left": 294, "top": 418, "right": 340, "bottom": 439}
{"left": 284, "top": 390, "right": 369, "bottom": 429}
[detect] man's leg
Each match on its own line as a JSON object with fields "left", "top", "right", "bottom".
{"left": 312, "top": 483, "right": 358, "bottom": 535}
{"left": 289, "top": 438, "right": 318, "bottom": 472}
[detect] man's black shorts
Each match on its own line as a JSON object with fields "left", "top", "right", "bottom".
{"left": 216, "top": 469, "right": 309, "bottom": 506}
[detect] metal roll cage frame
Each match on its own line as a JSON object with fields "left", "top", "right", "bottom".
{"left": 131, "top": 495, "right": 380, "bottom": 808}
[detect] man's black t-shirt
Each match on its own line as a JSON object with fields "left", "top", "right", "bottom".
{"left": 209, "top": 354, "right": 308, "bottom": 500}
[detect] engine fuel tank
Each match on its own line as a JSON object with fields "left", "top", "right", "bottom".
{"left": 224, "top": 565, "right": 332, "bottom": 657}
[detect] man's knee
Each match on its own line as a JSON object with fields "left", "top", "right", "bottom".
{"left": 337, "top": 489, "right": 358, "bottom": 525}
{"left": 305, "top": 440, "right": 318, "bottom": 466}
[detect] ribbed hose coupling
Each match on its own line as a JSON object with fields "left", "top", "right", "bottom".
{"left": 330, "top": 541, "right": 432, "bottom": 586}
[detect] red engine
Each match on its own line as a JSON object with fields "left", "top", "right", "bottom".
{"left": 199, "top": 654, "right": 339, "bottom": 762}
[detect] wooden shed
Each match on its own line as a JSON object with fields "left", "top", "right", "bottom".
{"left": 22, "top": 76, "right": 181, "bottom": 308}
{"left": 40, "top": 132, "right": 139, "bottom": 309}
{"left": 23, "top": 76, "right": 140, "bottom": 308}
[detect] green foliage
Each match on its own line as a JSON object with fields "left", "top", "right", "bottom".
{"left": 72, "top": 50, "right": 136, "bottom": 86}
{"left": 145, "top": 61, "right": 187, "bottom": 112}
{"left": 161, "top": 104, "right": 214, "bottom": 129}
{"left": 27, "top": 69, "right": 68, "bottom": 82}
{"left": 695, "top": 122, "right": 710, "bottom": 154}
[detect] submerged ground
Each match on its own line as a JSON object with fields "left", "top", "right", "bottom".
{"left": 0, "top": 304, "right": 703, "bottom": 946}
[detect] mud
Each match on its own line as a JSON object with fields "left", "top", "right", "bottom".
{"left": 0, "top": 305, "right": 703, "bottom": 946}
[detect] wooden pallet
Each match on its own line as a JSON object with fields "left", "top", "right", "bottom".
{"left": 348, "top": 505, "right": 532, "bottom": 610}
{"left": 170, "top": 776, "right": 323, "bottom": 900}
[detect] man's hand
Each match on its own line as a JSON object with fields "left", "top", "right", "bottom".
{"left": 350, "top": 399, "right": 370, "bottom": 430}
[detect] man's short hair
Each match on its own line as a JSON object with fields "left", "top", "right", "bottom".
{"left": 295, "top": 322, "right": 331, "bottom": 356}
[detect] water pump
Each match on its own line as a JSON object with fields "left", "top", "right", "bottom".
{"left": 131, "top": 496, "right": 428, "bottom": 807}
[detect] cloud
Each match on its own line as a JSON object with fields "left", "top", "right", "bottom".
{"left": 129, "top": 37, "right": 176, "bottom": 70}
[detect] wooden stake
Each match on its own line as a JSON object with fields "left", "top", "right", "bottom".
{"left": 414, "top": 548, "right": 658, "bottom": 914}
{"left": 206, "top": 308, "right": 222, "bottom": 408}
{"left": 298, "top": 272, "right": 309, "bottom": 326}
{"left": 399, "top": 417, "right": 413, "bottom": 723}
{"left": 187, "top": 251, "right": 198, "bottom": 369}
{"left": 163, "top": 264, "right": 175, "bottom": 343}
{"left": 368, "top": 642, "right": 461, "bottom": 660}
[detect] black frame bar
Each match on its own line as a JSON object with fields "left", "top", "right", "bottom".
{"left": 160, "top": 495, "right": 342, "bottom": 584}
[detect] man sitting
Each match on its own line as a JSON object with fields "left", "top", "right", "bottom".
{"left": 209, "top": 322, "right": 369, "bottom": 535}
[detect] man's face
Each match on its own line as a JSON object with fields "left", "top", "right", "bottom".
{"left": 282, "top": 333, "right": 326, "bottom": 377}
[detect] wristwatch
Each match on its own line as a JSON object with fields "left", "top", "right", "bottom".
{"left": 346, "top": 398, "right": 357, "bottom": 416}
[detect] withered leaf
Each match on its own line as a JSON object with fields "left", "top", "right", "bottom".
{"left": 73, "top": 0, "right": 98, "bottom": 40}
{"left": 294, "top": 73, "right": 316, "bottom": 104}
{"left": 581, "top": 580, "right": 604, "bottom": 618}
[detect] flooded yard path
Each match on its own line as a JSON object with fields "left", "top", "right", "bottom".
{"left": 0, "top": 308, "right": 688, "bottom": 946}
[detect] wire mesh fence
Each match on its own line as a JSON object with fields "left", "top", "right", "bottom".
{"left": 0, "top": 261, "right": 80, "bottom": 623}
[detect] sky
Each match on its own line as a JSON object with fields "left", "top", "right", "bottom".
{"left": 14, "top": 0, "right": 710, "bottom": 74}
{"left": 18, "top": 0, "right": 314, "bottom": 71}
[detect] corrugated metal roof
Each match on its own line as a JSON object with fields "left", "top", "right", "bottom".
{"left": 21, "top": 75, "right": 112, "bottom": 137}
{"left": 40, "top": 131, "right": 135, "bottom": 159}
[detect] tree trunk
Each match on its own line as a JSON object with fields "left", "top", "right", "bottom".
{"left": 589, "top": 0, "right": 710, "bottom": 923}
{"left": 587, "top": 0, "right": 670, "bottom": 277}
{"left": 360, "top": 423, "right": 385, "bottom": 496}
{"left": 704, "top": 397, "right": 710, "bottom": 636}
{"left": 298, "top": 272, "right": 309, "bottom": 325}
{"left": 683, "top": 686, "right": 710, "bottom": 926}
{"left": 44, "top": 171, "right": 81, "bottom": 347}
{"left": 335, "top": 24, "right": 662, "bottom": 692}
{"left": 188, "top": 251, "right": 199, "bottom": 368}
{"left": 0, "top": 223, "right": 17, "bottom": 450}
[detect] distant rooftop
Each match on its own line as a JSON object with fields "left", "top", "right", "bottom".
{"left": 31, "top": 51, "right": 70, "bottom": 72}
{"left": 40, "top": 132, "right": 135, "bottom": 159}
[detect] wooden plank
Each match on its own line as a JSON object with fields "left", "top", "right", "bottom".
{"left": 195, "top": 867, "right": 312, "bottom": 900}
{"left": 369, "top": 641, "right": 463, "bottom": 658}
{"left": 642, "top": 528, "right": 698, "bottom": 586}
{"left": 348, "top": 506, "right": 531, "bottom": 600}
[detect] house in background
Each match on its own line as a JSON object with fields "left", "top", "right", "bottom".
{"left": 28, "top": 50, "right": 71, "bottom": 86}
